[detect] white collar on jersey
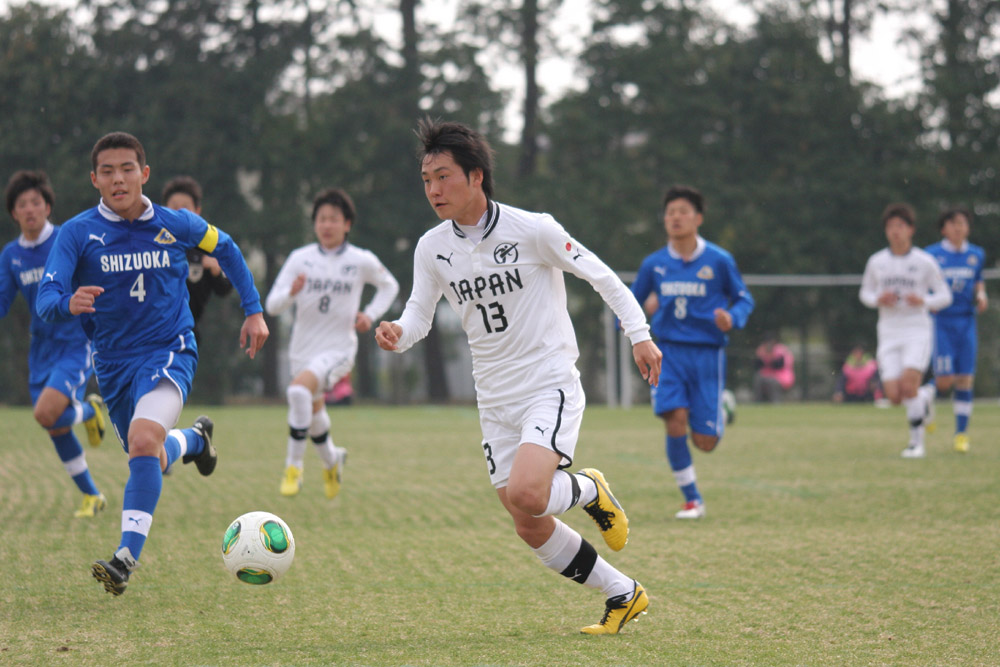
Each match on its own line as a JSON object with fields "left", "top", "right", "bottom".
{"left": 667, "top": 235, "right": 706, "bottom": 261}
{"left": 451, "top": 200, "right": 499, "bottom": 241}
{"left": 318, "top": 241, "right": 350, "bottom": 256}
{"left": 17, "top": 220, "right": 55, "bottom": 248}
{"left": 941, "top": 238, "right": 968, "bottom": 253}
{"left": 97, "top": 195, "right": 155, "bottom": 223}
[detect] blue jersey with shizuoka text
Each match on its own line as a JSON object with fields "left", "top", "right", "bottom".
{"left": 925, "top": 240, "right": 985, "bottom": 318}
{"left": 1, "top": 222, "right": 89, "bottom": 346}
{"left": 631, "top": 236, "right": 754, "bottom": 347}
{"left": 36, "top": 196, "right": 263, "bottom": 356}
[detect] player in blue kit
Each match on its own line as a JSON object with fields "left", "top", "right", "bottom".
{"left": 2, "top": 170, "right": 108, "bottom": 518}
{"left": 36, "top": 132, "right": 269, "bottom": 595}
{"left": 631, "top": 185, "right": 754, "bottom": 519}
{"left": 925, "top": 207, "right": 987, "bottom": 453}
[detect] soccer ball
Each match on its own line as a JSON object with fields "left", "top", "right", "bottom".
{"left": 221, "top": 511, "right": 295, "bottom": 584}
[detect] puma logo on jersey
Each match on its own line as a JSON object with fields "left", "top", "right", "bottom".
{"left": 654, "top": 266, "right": 666, "bottom": 276}
{"left": 45, "top": 271, "right": 57, "bottom": 281}
{"left": 436, "top": 253, "right": 454, "bottom": 266}
{"left": 153, "top": 228, "right": 177, "bottom": 245}
{"left": 89, "top": 233, "right": 108, "bottom": 246}
{"left": 100, "top": 250, "right": 172, "bottom": 273}
{"left": 534, "top": 426, "right": 548, "bottom": 435}
{"left": 11, "top": 258, "right": 21, "bottom": 266}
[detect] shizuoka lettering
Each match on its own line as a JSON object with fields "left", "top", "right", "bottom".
{"left": 450, "top": 268, "right": 523, "bottom": 305}
{"left": 100, "top": 250, "right": 172, "bottom": 273}
{"left": 660, "top": 281, "right": 707, "bottom": 297}
{"left": 19, "top": 266, "right": 45, "bottom": 285}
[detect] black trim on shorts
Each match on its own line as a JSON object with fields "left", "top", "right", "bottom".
{"left": 551, "top": 388, "right": 573, "bottom": 470}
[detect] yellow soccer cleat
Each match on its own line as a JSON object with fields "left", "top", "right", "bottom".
{"left": 280, "top": 466, "right": 303, "bottom": 497}
{"left": 953, "top": 433, "right": 970, "bottom": 453}
{"left": 581, "top": 581, "right": 649, "bottom": 635}
{"left": 74, "top": 493, "right": 107, "bottom": 518}
{"left": 322, "top": 466, "right": 341, "bottom": 499}
{"left": 322, "top": 449, "right": 347, "bottom": 499}
{"left": 83, "top": 394, "right": 106, "bottom": 447}
{"left": 578, "top": 468, "right": 629, "bottom": 551}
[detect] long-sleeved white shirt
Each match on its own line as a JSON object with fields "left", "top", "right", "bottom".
{"left": 266, "top": 241, "right": 398, "bottom": 366}
{"left": 393, "top": 201, "right": 650, "bottom": 408}
{"left": 859, "top": 246, "right": 952, "bottom": 339}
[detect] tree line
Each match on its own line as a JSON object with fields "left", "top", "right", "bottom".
{"left": 1, "top": 0, "right": 997, "bottom": 403}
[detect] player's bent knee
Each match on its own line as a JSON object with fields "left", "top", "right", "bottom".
{"left": 33, "top": 406, "right": 58, "bottom": 430}
{"left": 505, "top": 483, "right": 548, "bottom": 517}
{"left": 692, "top": 435, "right": 719, "bottom": 452}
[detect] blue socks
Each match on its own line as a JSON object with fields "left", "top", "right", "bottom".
{"left": 51, "top": 431, "right": 100, "bottom": 496}
{"left": 163, "top": 427, "right": 205, "bottom": 470}
{"left": 666, "top": 434, "right": 701, "bottom": 503}
{"left": 954, "top": 388, "right": 972, "bottom": 433}
{"left": 50, "top": 400, "right": 94, "bottom": 430}
{"left": 119, "top": 456, "right": 162, "bottom": 560}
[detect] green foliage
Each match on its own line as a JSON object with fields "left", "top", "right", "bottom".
{"left": 0, "top": 0, "right": 996, "bottom": 403}
{"left": 1, "top": 403, "right": 999, "bottom": 664}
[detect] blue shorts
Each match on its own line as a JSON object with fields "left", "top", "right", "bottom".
{"left": 933, "top": 316, "right": 977, "bottom": 377}
{"left": 651, "top": 341, "right": 726, "bottom": 437}
{"left": 94, "top": 332, "right": 198, "bottom": 449}
{"left": 28, "top": 337, "right": 94, "bottom": 405}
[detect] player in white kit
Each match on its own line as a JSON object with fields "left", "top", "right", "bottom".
{"left": 859, "top": 203, "right": 951, "bottom": 458}
{"left": 266, "top": 188, "right": 398, "bottom": 497}
{"left": 376, "top": 119, "right": 661, "bottom": 634}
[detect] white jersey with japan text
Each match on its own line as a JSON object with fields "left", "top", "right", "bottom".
{"left": 859, "top": 247, "right": 952, "bottom": 341}
{"left": 393, "top": 201, "right": 651, "bottom": 408}
{"left": 266, "top": 241, "right": 398, "bottom": 368}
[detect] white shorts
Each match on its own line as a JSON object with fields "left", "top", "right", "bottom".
{"left": 877, "top": 332, "right": 932, "bottom": 382}
{"left": 478, "top": 380, "right": 585, "bottom": 489}
{"left": 291, "top": 351, "right": 354, "bottom": 399}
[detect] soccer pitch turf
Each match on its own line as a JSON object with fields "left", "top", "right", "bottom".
{"left": 1, "top": 402, "right": 997, "bottom": 666}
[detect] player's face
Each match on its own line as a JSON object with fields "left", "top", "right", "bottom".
{"left": 941, "top": 213, "right": 969, "bottom": 247}
{"left": 663, "top": 198, "right": 702, "bottom": 241}
{"left": 884, "top": 216, "right": 914, "bottom": 253}
{"left": 10, "top": 188, "right": 51, "bottom": 239}
{"left": 90, "top": 148, "right": 150, "bottom": 220}
{"left": 421, "top": 151, "right": 486, "bottom": 226}
{"left": 314, "top": 203, "right": 351, "bottom": 250}
{"left": 166, "top": 192, "right": 199, "bottom": 214}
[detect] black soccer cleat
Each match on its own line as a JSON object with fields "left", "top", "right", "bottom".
{"left": 183, "top": 415, "right": 217, "bottom": 476}
{"left": 92, "top": 547, "right": 137, "bottom": 597}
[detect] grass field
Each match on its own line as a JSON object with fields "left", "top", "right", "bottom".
{"left": 1, "top": 401, "right": 998, "bottom": 666}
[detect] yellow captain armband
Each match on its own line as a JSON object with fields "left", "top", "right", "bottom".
{"left": 197, "top": 224, "right": 220, "bottom": 254}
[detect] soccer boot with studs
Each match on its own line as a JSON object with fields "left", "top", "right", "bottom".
{"left": 281, "top": 466, "right": 303, "bottom": 497}
{"left": 322, "top": 449, "right": 347, "bottom": 499}
{"left": 953, "top": 433, "right": 970, "bottom": 453}
{"left": 83, "top": 393, "right": 106, "bottom": 447}
{"left": 183, "top": 416, "right": 217, "bottom": 476}
{"left": 578, "top": 468, "right": 629, "bottom": 551}
{"left": 675, "top": 499, "right": 706, "bottom": 519}
{"left": 580, "top": 581, "right": 649, "bottom": 635}
{"left": 92, "top": 547, "right": 137, "bottom": 596}
{"left": 74, "top": 493, "right": 107, "bottom": 518}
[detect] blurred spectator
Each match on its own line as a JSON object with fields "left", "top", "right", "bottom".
{"left": 324, "top": 373, "right": 353, "bottom": 406}
{"left": 833, "top": 345, "right": 882, "bottom": 403}
{"left": 753, "top": 333, "right": 795, "bottom": 402}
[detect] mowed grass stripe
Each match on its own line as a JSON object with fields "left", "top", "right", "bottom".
{"left": 0, "top": 402, "right": 998, "bottom": 665}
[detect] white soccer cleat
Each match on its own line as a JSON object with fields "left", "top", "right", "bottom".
{"left": 675, "top": 499, "right": 705, "bottom": 519}
{"left": 901, "top": 443, "right": 926, "bottom": 459}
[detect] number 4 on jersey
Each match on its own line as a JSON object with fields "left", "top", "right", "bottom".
{"left": 130, "top": 273, "right": 146, "bottom": 302}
